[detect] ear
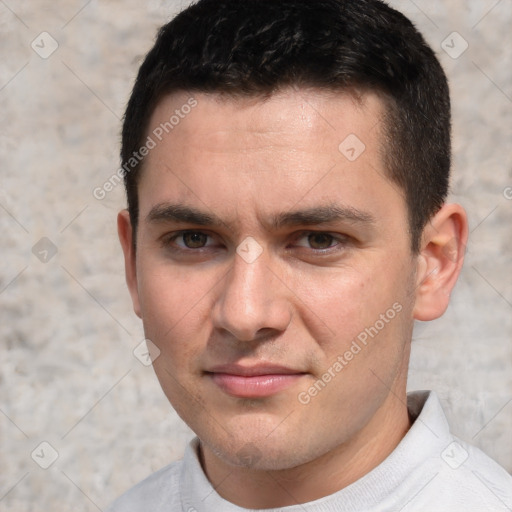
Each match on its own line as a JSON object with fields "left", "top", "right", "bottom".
{"left": 413, "top": 203, "right": 468, "bottom": 321}
{"left": 117, "top": 209, "right": 141, "bottom": 318}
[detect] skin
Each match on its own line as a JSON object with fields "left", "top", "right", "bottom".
{"left": 118, "top": 88, "right": 468, "bottom": 508}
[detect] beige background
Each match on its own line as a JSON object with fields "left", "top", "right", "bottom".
{"left": 0, "top": 1, "right": 511, "bottom": 510}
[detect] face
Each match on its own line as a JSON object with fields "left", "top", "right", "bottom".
{"left": 120, "top": 88, "right": 422, "bottom": 471}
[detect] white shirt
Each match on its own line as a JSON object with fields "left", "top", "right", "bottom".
{"left": 107, "top": 391, "right": 512, "bottom": 511}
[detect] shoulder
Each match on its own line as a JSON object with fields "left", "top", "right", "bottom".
{"left": 404, "top": 435, "right": 512, "bottom": 511}
{"left": 400, "top": 391, "right": 512, "bottom": 511}
{"left": 438, "top": 437, "right": 512, "bottom": 507}
{"left": 106, "top": 460, "right": 182, "bottom": 512}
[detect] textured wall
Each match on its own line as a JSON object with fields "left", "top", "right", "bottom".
{"left": 0, "top": 1, "right": 510, "bottom": 510}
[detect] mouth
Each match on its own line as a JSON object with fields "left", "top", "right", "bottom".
{"left": 205, "top": 363, "right": 307, "bottom": 398}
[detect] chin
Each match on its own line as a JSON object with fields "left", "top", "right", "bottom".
{"left": 200, "top": 427, "right": 328, "bottom": 472}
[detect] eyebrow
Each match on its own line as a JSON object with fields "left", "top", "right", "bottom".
{"left": 270, "top": 205, "right": 375, "bottom": 229}
{"left": 147, "top": 203, "right": 224, "bottom": 226}
{"left": 146, "top": 203, "right": 375, "bottom": 230}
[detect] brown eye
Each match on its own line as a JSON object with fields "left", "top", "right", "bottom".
{"left": 307, "top": 233, "right": 335, "bottom": 249}
{"left": 182, "top": 232, "right": 208, "bottom": 248}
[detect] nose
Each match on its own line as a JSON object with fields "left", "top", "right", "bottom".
{"left": 211, "top": 247, "right": 292, "bottom": 342}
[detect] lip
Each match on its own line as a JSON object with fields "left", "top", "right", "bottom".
{"left": 205, "top": 363, "right": 307, "bottom": 398}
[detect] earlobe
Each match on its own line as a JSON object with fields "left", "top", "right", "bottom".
{"left": 413, "top": 204, "right": 468, "bottom": 321}
{"left": 117, "top": 209, "right": 142, "bottom": 318}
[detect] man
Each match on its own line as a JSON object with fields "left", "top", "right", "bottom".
{"left": 110, "top": 0, "right": 512, "bottom": 510}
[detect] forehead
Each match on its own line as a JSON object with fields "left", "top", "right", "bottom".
{"left": 138, "top": 87, "right": 405, "bottom": 230}
{"left": 146, "top": 87, "right": 378, "bottom": 153}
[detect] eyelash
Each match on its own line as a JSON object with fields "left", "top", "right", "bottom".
{"left": 161, "top": 230, "right": 350, "bottom": 255}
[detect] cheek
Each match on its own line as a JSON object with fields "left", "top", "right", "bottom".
{"left": 136, "top": 262, "right": 214, "bottom": 357}
{"left": 139, "top": 267, "right": 210, "bottom": 410}
{"left": 138, "top": 254, "right": 210, "bottom": 318}
{"left": 297, "top": 258, "right": 412, "bottom": 360}
{"left": 294, "top": 268, "right": 384, "bottom": 343}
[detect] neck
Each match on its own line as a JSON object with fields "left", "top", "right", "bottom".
{"left": 199, "top": 390, "right": 412, "bottom": 508}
